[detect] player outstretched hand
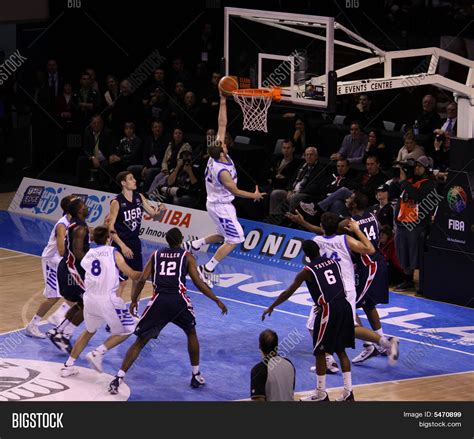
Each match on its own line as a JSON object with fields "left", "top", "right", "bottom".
{"left": 261, "top": 307, "right": 273, "bottom": 321}
{"left": 286, "top": 209, "right": 304, "bottom": 225}
{"left": 130, "top": 300, "right": 139, "bottom": 317}
{"left": 217, "top": 299, "right": 228, "bottom": 315}
{"left": 344, "top": 218, "right": 361, "bottom": 233}
{"left": 253, "top": 186, "right": 266, "bottom": 202}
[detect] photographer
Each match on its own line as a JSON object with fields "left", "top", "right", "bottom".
{"left": 393, "top": 156, "right": 439, "bottom": 292}
{"left": 160, "top": 150, "right": 201, "bottom": 208}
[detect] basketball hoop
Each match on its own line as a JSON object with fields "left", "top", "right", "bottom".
{"left": 232, "top": 88, "right": 281, "bottom": 133}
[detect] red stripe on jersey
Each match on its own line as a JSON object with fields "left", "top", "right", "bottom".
{"left": 314, "top": 295, "right": 330, "bottom": 350}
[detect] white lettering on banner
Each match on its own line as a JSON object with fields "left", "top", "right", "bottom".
{"left": 282, "top": 238, "right": 303, "bottom": 260}
{"left": 242, "top": 230, "right": 261, "bottom": 251}
{"left": 448, "top": 219, "right": 465, "bottom": 231}
{"left": 338, "top": 81, "right": 393, "bottom": 95}
{"left": 261, "top": 234, "right": 285, "bottom": 256}
{"left": 380, "top": 312, "right": 435, "bottom": 329}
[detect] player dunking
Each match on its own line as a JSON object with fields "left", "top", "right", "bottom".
{"left": 108, "top": 228, "right": 227, "bottom": 395}
{"left": 182, "top": 94, "right": 265, "bottom": 287}
{"left": 262, "top": 240, "right": 355, "bottom": 401}
{"left": 47, "top": 198, "right": 90, "bottom": 353}
{"left": 61, "top": 226, "right": 142, "bottom": 377}
{"left": 108, "top": 171, "right": 165, "bottom": 298}
{"left": 26, "top": 195, "right": 76, "bottom": 338}
{"left": 287, "top": 210, "right": 399, "bottom": 365}
{"left": 345, "top": 192, "right": 390, "bottom": 363}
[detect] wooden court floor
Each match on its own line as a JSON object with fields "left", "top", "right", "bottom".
{"left": 0, "top": 246, "right": 472, "bottom": 401}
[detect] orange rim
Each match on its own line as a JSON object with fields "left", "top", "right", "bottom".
{"left": 233, "top": 87, "right": 281, "bottom": 102}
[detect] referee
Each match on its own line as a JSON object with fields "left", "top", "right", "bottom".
{"left": 250, "top": 330, "right": 295, "bottom": 402}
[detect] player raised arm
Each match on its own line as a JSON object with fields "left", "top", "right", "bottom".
{"left": 216, "top": 95, "right": 227, "bottom": 153}
{"left": 219, "top": 170, "right": 266, "bottom": 201}
{"left": 286, "top": 209, "right": 324, "bottom": 235}
{"left": 140, "top": 193, "right": 166, "bottom": 218}
{"left": 262, "top": 269, "right": 311, "bottom": 320}
{"left": 108, "top": 199, "right": 133, "bottom": 258}
{"left": 55, "top": 223, "right": 67, "bottom": 257}
{"left": 344, "top": 219, "right": 375, "bottom": 255}
{"left": 129, "top": 253, "right": 154, "bottom": 316}
{"left": 187, "top": 253, "right": 227, "bottom": 315}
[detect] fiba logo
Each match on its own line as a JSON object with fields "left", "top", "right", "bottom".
{"left": 33, "top": 187, "right": 63, "bottom": 214}
{"left": 447, "top": 186, "right": 467, "bottom": 213}
{"left": 85, "top": 195, "right": 108, "bottom": 223}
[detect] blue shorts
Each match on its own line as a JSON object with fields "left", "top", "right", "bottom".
{"left": 112, "top": 239, "right": 143, "bottom": 281}
{"left": 355, "top": 252, "right": 389, "bottom": 309}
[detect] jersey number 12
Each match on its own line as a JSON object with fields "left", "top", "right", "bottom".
{"left": 159, "top": 261, "right": 177, "bottom": 276}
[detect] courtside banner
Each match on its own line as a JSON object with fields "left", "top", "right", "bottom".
{"left": 208, "top": 218, "right": 314, "bottom": 271}
{"left": 8, "top": 178, "right": 216, "bottom": 245}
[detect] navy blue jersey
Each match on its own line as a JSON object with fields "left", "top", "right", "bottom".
{"left": 62, "top": 217, "right": 89, "bottom": 283}
{"left": 304, "top": 257, "right": 346, "bottom": 305}
{"left": 352, "top": 210, "right": 381, "bottom": 268}
{"left": 151, "top": 247, "right": 188, "bottom": 294}
{"left": 114, "top": 191, "right": 143, "bottom": 242}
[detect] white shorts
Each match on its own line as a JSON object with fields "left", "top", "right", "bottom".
{"left": 83, "top": 294, "right": 137, "bottom": 336}
{"left": 42, "top": 257, "right": 61, "bottom": 299}
{"left": 346, "top": 288, "right": 357, "bottom": 326}
{"left": 206, "top": 201, "right": 245, "bottom": 245}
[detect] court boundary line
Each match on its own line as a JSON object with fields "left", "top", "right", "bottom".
{"left": 1, "top": 246, "right": 474, "bottom": 358}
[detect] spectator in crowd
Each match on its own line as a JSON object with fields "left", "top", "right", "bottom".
{"left": 269, "top": 147, "right": 326, "bottom": 216}
{"left": 250, "top": 329, "right": 295, "bottom": 402}
{"left": 363, "top": 129, "right": 389, "bottom": 168}
{"left": 143, "top": 68, "right": 167, "bottom": 102}
{"left": 379, "top": 225, "right": 404, "bottom": 285}
{"left": 111, "top": 79, "right": 143, "bottom": 138}
{"left": 146, "top": 87, "right": 172, "bottom": 126}
{"left": 440, "top": 101, "right": 457, "bottom": 135}
{"left": 413, "top": 94, "right": 441, "bottom": 135}
{"left": 147, "top": 127, "right": 192, "bottom": 195}
{"left": 54, "top": 82, "right": 75, "bottom": 130}
{"left": 344, "top": 93, "right": 381, "bottom": 128}
{"left": 266, "top": 139, "right": 302, "bottom": 191}
{"left": 193, "top": 62, "right": 209, "bottom": 99}
{"left": 292, "top": 117, "right": 312, "bottom": 155}
{"left": 169, "top": 56, "right": 192, "bottom": 86}
{"left": 76, "top": 115, "right": 116, "bottom": 187}
{"left": 46, "top": 59, "right": 63, "bottom": 101}
{"left": 176, "top": 91, "right": 207, "bottom": 134}
{"left": 72, "top": 71, "right": 101, "bottom": 126}
{"left": 104, "top": 75, "right": 119, "bottom": 108}
{"left": 330, "top": 122, "right": 368, "bottom": 164}
{"left": 128, "top": 120, "right": 168, "bottom": 192}
{"left": 396, "top": 132, "right": 425, "bottom": 162}
{"left": 393, "top": 155, "right": 438, "bottom": 292}
{"left": 85, "top": 67, "right": 100, "bottom": 93}
{"left": 161, "top": 149, "right": 201, "bottom": 207}
{"left": 199, "top": 23, "right": 217, "bottom": 68}
{"left": 105, "top": 121, "right": 142, "bottom": 182}
{"left": 432, "top": 130, "right": 450, "bottom": 181}
{"left": 370, "top": 184, "right": 394, "bottom": 227}
{"left": 202, "top": 71, "right": 221, "bottom": 107}
{"left": 314, "top": 154, "right": 388, "bottom": 216}
{"left": 170, "top": 81, "right": 186, "bottom": 117}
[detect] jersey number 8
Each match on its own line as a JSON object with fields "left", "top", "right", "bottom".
{"left": 91, "top": 259, "right": 101, "bottom": 276}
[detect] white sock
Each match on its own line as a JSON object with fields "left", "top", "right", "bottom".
{"left": 375, "top": 328, "right": 384, "bottom": 337}
{"left": 29, "top": 314, "right": 42, "bottom": 326}
{"left": 316, "top": 374, "right": 326, "bottom": 392}
{"left": 343, "top": 372, "right": 352, "bottom": 392}
{"left": 379, "top": 336, "right": 390, "bottom": 349}
{"left": 56, "top": 318, "right": 70, "bottom": 333}
{"left": 62, "top": 322, "right": 77, "bottom": 337}
{"left": 117, "top": 369, "right": 126, "bottom": 378}
{"left": 205, "top": 257, "right": 219, "bottom": 272}
{"left": 192, "top": 238, "right": 206, "bottom": 249}
{"left": 95, "top": 344, "right": 107, "bottom": 354}
{"left": 192, "top": 365, "right": 200, "bottom": 375}
{"left": 65, "top": 356, "right": 75, "bottom": 367}
{"left": 51, "top": 303, "right": 70, "bottom": 319}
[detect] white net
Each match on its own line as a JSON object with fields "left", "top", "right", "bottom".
{"left": 232, "top": 90, "right": 273, "bottom": 132}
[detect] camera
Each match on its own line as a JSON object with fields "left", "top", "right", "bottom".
{"left": 159, "top": 186, "right": 181, "bottom": 197}
{"left": 393, "top": 158, "right": 416, "bottom": 177}
{"left": 179, "top": 150, "right": 193, "bottom": 166}
{"left": 435, "top": 133, "right": 445, "bottom": 143}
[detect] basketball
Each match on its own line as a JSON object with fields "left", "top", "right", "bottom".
{"left": 218, "top": 76, "right": 239, "bottom": 97}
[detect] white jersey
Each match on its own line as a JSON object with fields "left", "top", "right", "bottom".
{"left": 205, "top": 155, "right": 237, "bottom": 204}
{"left": 81, "top": 245, "right": 120, "bottom": 298}
{"left": 41, "top": 215, "right": 70, "bottom": 259}
{"left": 313, "top": 234, "right": 356, "bottom": 293}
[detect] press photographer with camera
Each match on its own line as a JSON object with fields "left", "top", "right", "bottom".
{"left": 160, "top": 149, "right": 201, "bottom": 208}
{"left": 393, "top": 156, "right": 439, "bottom": 292}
